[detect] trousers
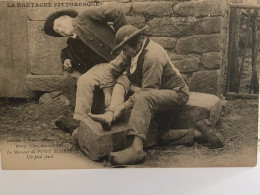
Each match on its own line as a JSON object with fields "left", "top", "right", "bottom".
{"left": 73, "top": 63, "right": 107, "bottom": 121}
{"left": 123, "top": 86, "right": 190, "bottom": 141}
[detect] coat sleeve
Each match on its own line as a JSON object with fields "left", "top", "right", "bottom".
{"left": 101, "top": 52, "right": 129, "bottom": 94}
{"left": 61, "top": 47, "right": 69, "bottom": 65}
{"left": 141, "top": 54, "right": 165, "bottom": 89}
{"left": 78, "top": 7, "right": 128, "bottom": 32}
{"left": 60, "top": 38, "right": 72, "bottom": 64}
{"left": 60, "top": 38, "right": 75, "bottom": 73}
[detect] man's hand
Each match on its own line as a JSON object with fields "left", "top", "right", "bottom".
{"left": 63, "top": 70, "right": 82, "bottom": 80}
{"left": 63, "top": 59, "right": 72, "bottom": 71}
{"left": 70, "top": 70, "right": 82, "bottom": 79}
{"left": 129, "top": 84, "right": 141, "bottom": 93}
{"left": 104, "top": 92, "right": 112, "bottom": 108}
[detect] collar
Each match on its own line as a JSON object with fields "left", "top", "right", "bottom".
{"left": 130, "top": 37, "right": 147, "bottom": 74}
{"left": 71, "top": 32, "right": 77, "bottom": 38}
{"left": 71, "top": 18, "right": 78, "bottom": 38}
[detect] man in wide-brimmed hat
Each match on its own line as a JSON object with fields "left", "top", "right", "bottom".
{"left": 44, "top": 7, "right": 128, "bottom": 74}
{"left": 43, "top": 7, "right": 129, "bottom": 132}
{"left": 88, "top": 25, "right": 224, "bottom": 165}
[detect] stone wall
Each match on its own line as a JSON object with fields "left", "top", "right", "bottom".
{"left": 26, "top": 0, "right": 229, "bottom": 97}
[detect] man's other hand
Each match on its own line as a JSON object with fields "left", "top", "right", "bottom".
{"left": 63, "top": 59, "right": 72, "bottom": 70}
{"left": 63, "top": 70, "right": 82, "bottom": 80}
{"left": 129, "top": 84, "right": 141, "bottom": 93}
{"left": 104, "top": 92, "right": 112, "bottom": 108}
{"left": 70, "top": 70, "right": 82, "bottom": 79}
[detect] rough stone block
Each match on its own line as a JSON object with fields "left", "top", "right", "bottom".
{"left": 28, "top": 21, "right": 67, "bottom": 75}
{"left": 201, "top": 52, "right": 221, "bottom": 70}
{"left": 170, "top": 92, "right": 222, "bottom": 129}
{"left": 26, "top": 74, "right": 74, "bottom": 92}
{"left": 173, "top": 0, "right": 226, "bottom": 17}
{"left": 127, "top": 15, "right": 146, "bottom": 28}
{"left": 175, "top": 34, "right": 221, "bottom": 54}
{"left": 173, "top": 57, "right": 200, "bottom": 73}
{"left": 77, "top": 113, "right": 157, "bottom": 160}
{"left": 132, "top": 1, "right": 176, "bottom": 17}
{"left": 27, "top": 7, "right": 60, "bottom": 21}
{"left": 150, "top": 37, "right": 177, "bottom": 49}
{"left": 167, "top": 52, "right": 186, "bottom": 60}
{"left": 101, "top": 2, "right": 132, "bottom": 15}
{"left": 27, "top": 4, "right": 106, "bottom": 21}
{"left": 134, "top": 0, "right": 181, "bottom": 1}
{"left": 117, "top": 0, "right": 131, "bottom": 2}
{"left": 147, "top": 17, "right": 222, "bottom": 37}
{"left": 188, "top": 70, "right": 222, "bottom": 96}
{"left": 39, "top": 92, "right": 70, "bottom": 105}
{"left": 181, "top": 74, "right": 189, "bottom": 83}
{"left": 187, "top": 54, "right": 201, "bottom": 58}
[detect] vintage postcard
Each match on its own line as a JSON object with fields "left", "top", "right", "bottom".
{"left": 0, "top": 0, "right": 259, "bottom": 169}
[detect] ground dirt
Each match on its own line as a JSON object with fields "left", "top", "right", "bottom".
{"left": 0, "top": 98, "right": 258, "bottom": 168}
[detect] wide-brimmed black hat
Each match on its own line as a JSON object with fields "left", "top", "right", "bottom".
{"left": 111, "top": 25, "right": 148, "bottom": 54}
{"left": 44, "top": 9, "right": 78, "bottom": 37}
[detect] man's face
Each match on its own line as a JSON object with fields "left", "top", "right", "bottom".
{"left": 121, "top": 44, "right": 139, "bottom": 58}
{"left": 53, "top": 15, "right": 74, "bottom": 37}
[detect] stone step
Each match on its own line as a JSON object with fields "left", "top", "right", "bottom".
{"left": 26, "top": 74, "right": 74, "bottom": 92}
{"left": 76, "top": 92, "right": 222, "bottom": 160}
{"left": 76, "top": 112, "right": 157, "bottom": 161}
{"left": 170, "top": 92, "right": 222, "bottom": 129}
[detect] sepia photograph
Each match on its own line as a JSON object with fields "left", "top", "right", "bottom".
{"left": 0, "top": 0, "right": 259, "bottom": 169}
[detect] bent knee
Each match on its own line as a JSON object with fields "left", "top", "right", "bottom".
{"left": 116, "top": 75, "right": 130, "bottom": 93}
{"left": 131, "top": 92, "right": 149, "bottom": 104}
{"left": 180, "top": 90, "right": 190, "bottom": 105}
{"left": 77, "top": 73, "right": 97, "bottom": 87}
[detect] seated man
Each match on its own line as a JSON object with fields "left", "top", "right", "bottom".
{"left": 88, "top": 25, "right": 224, "bottom": 165}
{"left": 43, "top": 7, "right": 129, "bottom": 132}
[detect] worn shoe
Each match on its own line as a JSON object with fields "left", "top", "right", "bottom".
{"left": 158, "top": 128, "right": 194, "bottom": 146}
{"left": 196, "top": 119, "right": 225, "bottom": 148}
{"left": 55, "top": 114, "right": 79, "bottom": 133}
{"left": 109, "top": 147, "right": 146, "bottom": 165}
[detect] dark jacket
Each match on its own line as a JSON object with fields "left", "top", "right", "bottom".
{"left": 61, "top": 7, "right": 128, "bottom": 74}
{"left": 61, "top": 37, "right": 107, "bottom": 74}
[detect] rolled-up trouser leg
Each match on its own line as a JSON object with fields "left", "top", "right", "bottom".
{"left": 126, "top": 88, "right": 189, "bottom": 141}
{"left": 116, "top": 75, "right": 131, "bottom": 96}
{"left": 108, "top": 75, "right": 131, "bottom": 111}
{"left": 73, "top": 63, "right": 108, "bottom": 121}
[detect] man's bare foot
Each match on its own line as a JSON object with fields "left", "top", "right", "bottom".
{"left": 88, "top": 112, "right": 113, "bottom": 131}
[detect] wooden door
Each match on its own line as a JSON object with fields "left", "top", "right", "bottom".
{"left": 0, "top": 3, "right": 29, "bottom": 98}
